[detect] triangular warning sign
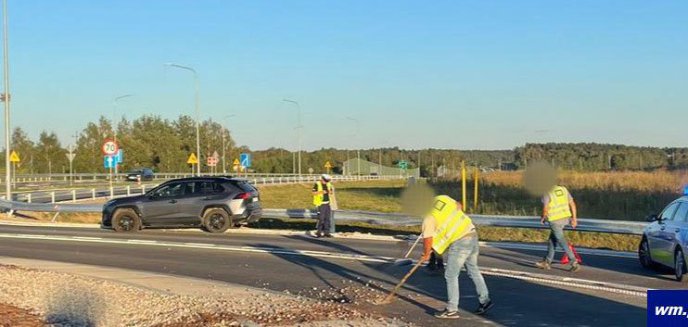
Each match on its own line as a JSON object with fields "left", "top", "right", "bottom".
{"left": 187, "top": 153, "right": 199, "bottom": 164}
{"left": 9, "top": 151, "right": 20, "bottom": 163}
{"left": 233, "top": 158, "right": 240, "bottom": 165}
{"left": 324, "top": 161, "right": 332, "bottom": 168}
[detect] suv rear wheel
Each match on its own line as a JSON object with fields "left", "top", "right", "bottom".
{"left": 112, "top": 208, "right": 141, "bottom": 232}
{"left": 203, "top": 208, "right": 231, "bottom": 233}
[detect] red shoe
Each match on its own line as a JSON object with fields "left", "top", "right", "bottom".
{"left": 560, "top": 244, "right": 582, "bottom": 264}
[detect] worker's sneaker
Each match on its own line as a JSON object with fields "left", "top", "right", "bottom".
{"left": 474, "top": 300, "right": 494, "bottom": 315}
{"left": 324, "top": 233, "right": 334, "bottom": 238}
{"left": 535, "top": 260, "right": 551, "bottom": 270}
{"left": 434, "top": 309, "right": 460, "bottom": 319}
{"left": 569, "top": 262, "right": 581, "bottom": 272}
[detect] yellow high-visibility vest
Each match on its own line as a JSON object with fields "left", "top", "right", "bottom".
{"left": 546, "top": 185, "right": 573, "bottom": 221}
{"left": 429, "top": 195, "right": 474, "bottom": 255}
{"left": 313, "top": 182, "right": 333, "bottom": 206}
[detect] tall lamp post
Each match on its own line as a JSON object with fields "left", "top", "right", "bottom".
{"left": 1, "top": 0, "right": 10, "bottom": 201}
{"left": 346, "top": 117, "right": 360, "bottom": 179}
{"left": 113, "top": 94, "right": 132, "bottom": 175}
{"left": 222, "top": 114, "right": 236, "bottom": 174}
{"left": 166, "top": 63, "right": 200, "bottom": 176}
{"left": 283, "top": 99, "right": 302, "bottom": 176}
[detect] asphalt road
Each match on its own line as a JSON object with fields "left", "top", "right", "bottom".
{"left": 0, "top": 224, "right": 661, "bottom": 326}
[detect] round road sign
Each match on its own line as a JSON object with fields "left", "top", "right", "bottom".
{"left": 102, "top": 139, "right": 119, "bottom": 156}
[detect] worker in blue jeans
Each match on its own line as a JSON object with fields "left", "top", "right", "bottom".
{"left": 535, "top": 185, "right": 581, "bottom": 272}
{"left": 421, "top": 196, "right": 493, "bottom": 319}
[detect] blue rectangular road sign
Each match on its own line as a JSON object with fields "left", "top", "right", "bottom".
{"left": 115, "top": 149, "right": 123, "bottom": 164}
{"left": 240, "top": 153, "right": 251, "bottom": 168}
{"left": 104, "top": 155, "right": 116, "bottom": 169}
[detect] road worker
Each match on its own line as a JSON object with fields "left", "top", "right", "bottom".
{"left": 312, "top": 174, "right": 334, "bottom": 238}
{"left": 421, "top": 195, "right": 493, "bottom": 319}
{"left": 535, "top": 184, "right": 581, "bottom": 272}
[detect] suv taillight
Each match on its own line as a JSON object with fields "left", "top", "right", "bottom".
{"left": 234, "top": 192, "right": 251, "bottom": 200}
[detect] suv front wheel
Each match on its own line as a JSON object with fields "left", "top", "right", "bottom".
{"left": 112, "top": 208, "right": 141, "bottom": 232}
{"left": 202, "top": 208, "right": 231, "bottom": 233}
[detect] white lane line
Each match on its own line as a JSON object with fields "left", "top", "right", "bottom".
{"left": 0, "top": 233, "right": 395, "bottom": 264}
{"left": 479, "top": 241, "right": 637, "bottom": 259}
{"left": 0, "top": 232, "right": 651, "bottom": 297}
{"left": 71, "top": 236, "right": 103, "bottom": 241}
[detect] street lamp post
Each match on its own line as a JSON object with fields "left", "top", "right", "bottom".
{"left": 222, "top": 114, "right": 236, "bottom": 174}
{"left": 113, "top": 94, "right": 132, "bottom": 176}
{"left": 166, "top": 63, "right": 201, "bottom": 176}
{"left": 283, "top": 99, "right": 302, "bottom": 176}
{"left": 346, "top": 117, "right": 360, "bottom": 179}
{"left": 1, "top": 0, "right": 10, "bottom": 201}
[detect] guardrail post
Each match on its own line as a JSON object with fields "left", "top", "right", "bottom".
{"left": 72, "top": 190, "right": 77, "bottom": 203}
{"left": 141, "top": 185, "right": 146, "bottom": 194}
{"left": 263, "top": 178, "right": 267, "bottom": 184}
{"left": 50, "top": 192, "right": 55, "bottom": 204}
{"left": 92, "top": 188, "right": 96, "bottom": 200}
{"left": 27, "top": 193, "right": 31, "bottom": 203}
{"left": 126, "top": 185, "right": 131, "bottom": 196}
{"left": 110, "top": 187, "right": 114, "bottom": 198}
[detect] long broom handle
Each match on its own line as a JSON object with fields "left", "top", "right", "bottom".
{"left": 403, "top": 235, "right": 422, "bottom": 258}
{"left": 381, "top": 258, "right": 424, "bottom": 303}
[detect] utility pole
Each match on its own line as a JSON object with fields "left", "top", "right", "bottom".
{"left": 2, "top": 0, "right": 10, "bottom": 201}
{"left": 283, "top": 99, "right": 302, "bottom": 176}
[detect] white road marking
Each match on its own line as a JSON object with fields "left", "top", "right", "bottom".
{"left": 0, "top": 232, "right": 650, "bottom": 298}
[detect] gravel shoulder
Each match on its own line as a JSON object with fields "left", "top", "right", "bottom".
{"left": 0, "top": 259, "right": 410, "bottom": 327}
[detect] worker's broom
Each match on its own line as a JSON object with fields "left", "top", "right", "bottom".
{"left": 376, "top": 257, "right": 424, "bottom": 305}
{"left": 393, "top": 235, "right": 421, "bottom": 266}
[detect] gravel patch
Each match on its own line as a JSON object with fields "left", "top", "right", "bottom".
{"left": 0, "top": 264, "right": 410, "bottom": 327}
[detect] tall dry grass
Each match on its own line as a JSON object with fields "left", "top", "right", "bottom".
{"left": 432, "top": 170, "right": 688, "bottom": 220}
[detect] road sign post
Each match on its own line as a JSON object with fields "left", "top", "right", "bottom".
{"left": 240, "top": 153, "right": 251, "bottom": 176}
{"left": 66, "top": 145, "right": 76, "bottom": 186}
{"left": 324, "top": 161, "right": 332, "bottom": 174}
{"left": 9, "top": 150, "right": 19, "bottom": 188}
{"left": 102, "top": 140, "right": 119, "bottom": 190}
{"left": 187, "top": 153, "right": 199, "bottom": 176}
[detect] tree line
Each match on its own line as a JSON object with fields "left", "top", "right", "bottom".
{"left": 1, "top": 116, "right": 685, "bottom": 175}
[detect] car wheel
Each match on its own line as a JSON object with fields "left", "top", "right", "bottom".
{"left": 639, "top": 238, "right": 655, "bottom": 268}
{"left": 203, "top": 208, "right": 231, "bottom": 233}
{"left": 675, "top": 249, "right": 688, "bottom": 283}
{"left": 112, "top": 208, "right": 141, "bottom": 232}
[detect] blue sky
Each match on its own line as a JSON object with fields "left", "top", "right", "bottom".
{"left": 4, "top": 0, "right": 687, "bottom": 150}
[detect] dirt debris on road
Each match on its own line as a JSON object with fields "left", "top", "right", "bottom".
{"left": 0, "top": 264, "right": 410, "bottom": 327}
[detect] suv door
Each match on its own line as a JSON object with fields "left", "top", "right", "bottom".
{"left": 666, "top": 202, "right": 688, "bottom": 266}
{"left": 175, "top": 181, "right": 212, "bottom": 225}
{"left": 141, "top": 182, "right": 184, "bottom": 226}
{"left": 650, "top": 202, "right": 681, "bottom": 266}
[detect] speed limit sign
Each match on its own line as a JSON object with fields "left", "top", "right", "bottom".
{"left": 102, "top": 139, "right": 119, "bottom": 156}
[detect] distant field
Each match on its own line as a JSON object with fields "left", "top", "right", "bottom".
{"left": 258, "top": 179, "right": 406, "bottom": 213}
{"left": 434, "top": 170, "right": 687, "bottom": 220}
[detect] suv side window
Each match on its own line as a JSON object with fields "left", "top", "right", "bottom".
{"left": 672, "top": 202, "right": 688, "bottom": 223}
{"left": 660, "top": 202, "right": 681, "bottom": 221}
{"left": 153, "top": 183, "right": 184, "bottom": 198}
{"left": 196, "top": 181, "right": 224, "bottom": 194}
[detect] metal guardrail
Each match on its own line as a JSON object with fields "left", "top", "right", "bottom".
{"left": 5, "top": 174, "right": 402, "bottom": 204}
{"left": 4, "top": 173, "right": 408, "bottom": 184}
{"left": 260, "top": 209, "right": 646, "bottom": 235}
{"left": 0, "top": 198, "right": 647, "bottom": 235}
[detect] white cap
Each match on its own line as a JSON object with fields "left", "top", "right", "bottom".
{"left": 321, "top": 174, "right": 332, "bottom": 181}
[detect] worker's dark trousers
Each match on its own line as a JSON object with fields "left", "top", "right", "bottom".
{"left": 317, "top": 203, "right": 332, "bottom": 235}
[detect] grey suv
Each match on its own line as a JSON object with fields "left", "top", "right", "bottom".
{"left": 101, "top": 177, "right": 262, "bottom": 233}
